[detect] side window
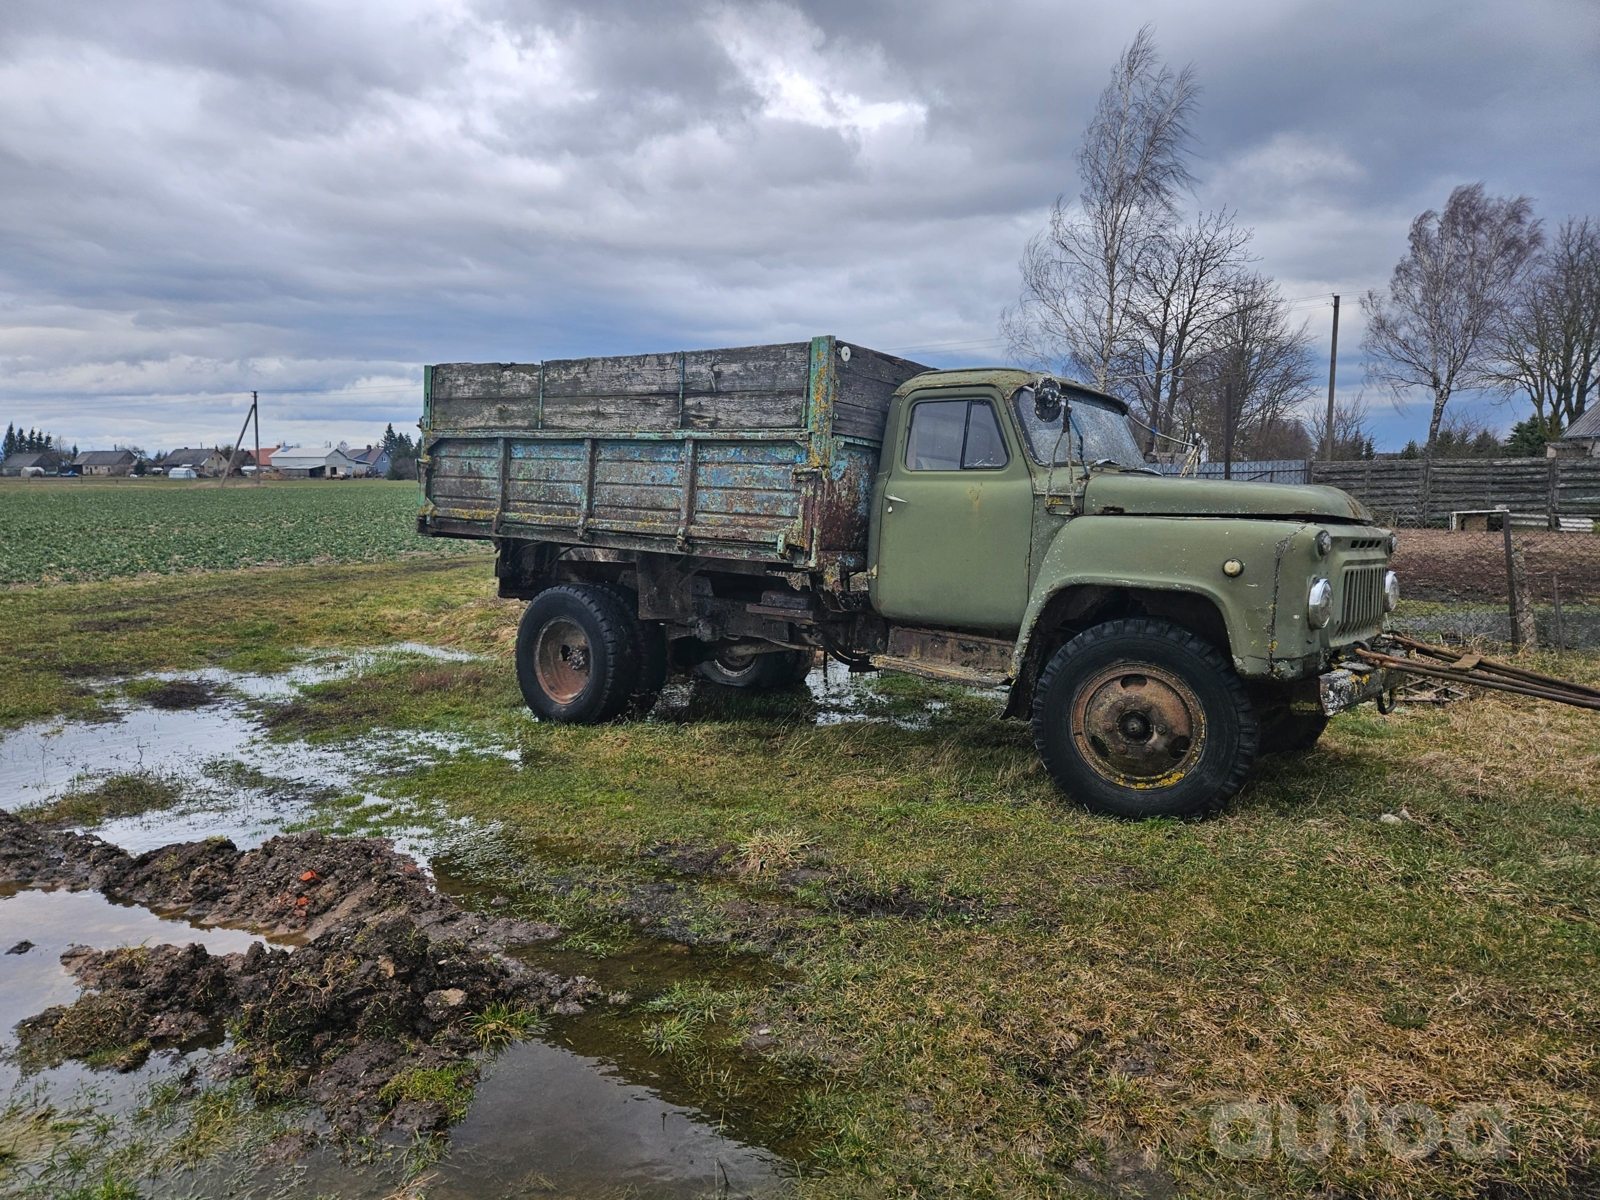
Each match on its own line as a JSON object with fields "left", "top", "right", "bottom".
{"left": 962, "top": 401, "right": 1007, "bottom": 468}
{"left": 904, "top": 400, "right": 1010, "bottom": 471}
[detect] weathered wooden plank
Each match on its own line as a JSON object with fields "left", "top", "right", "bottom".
{"left": 430, "top": 363, "right": 541, "bottom": 399}
{"left": 681, "top": 392, "right": 806, "bottom": 430}
{"left": 834, "top": 344, "right": 931, "bottom": 440}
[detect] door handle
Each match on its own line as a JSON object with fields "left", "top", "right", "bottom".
{"left": 886, "top": 494, "right": 907, "bottom": 504}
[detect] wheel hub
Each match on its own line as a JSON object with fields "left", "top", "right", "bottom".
{"left": 534, "top": 617, "right": 592, "bottom": 705}
{"left": 1071, "top": 666, "right": 1205, "bottom": 788}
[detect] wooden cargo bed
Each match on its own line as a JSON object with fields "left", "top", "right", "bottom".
{"left": 419, "top": 337, "right": 928, "bottom": 570}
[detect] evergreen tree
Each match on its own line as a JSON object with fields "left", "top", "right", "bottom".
{"left": 1507, "top": 416, "right": 1558, "bottom": 457}
{"left": 2, "top": 424, "right": 13, "bottom": 457}
{"left": 382, "top": 423, "right": 398, "bottom": 455}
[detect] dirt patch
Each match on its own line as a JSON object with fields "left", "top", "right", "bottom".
{"left": 833, "top": 884, "right": 985, "bottom": 920}
{"left": 639, "top": 840, "right": 737, "bottom": 877}
{"left": 257, "top": 680, "right": 392, "bottom": 736}
{"left": 70, "top": 615, "right": 156, "bottom": 633}
{"left": 140, "top": 679, "right": 219, "bottom": 709}
{"left": 0, "top": 812, "right": 596, "bottom": 1143}
{"left": 1392, "top": 528, "right": 1600, "bottom": 604}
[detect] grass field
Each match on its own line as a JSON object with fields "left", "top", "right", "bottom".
{"left": 0, "top": 477, "right": 486, "bottom": 586}
{"left": 2, "top": 556, "right": 1598, "bottom": 1199}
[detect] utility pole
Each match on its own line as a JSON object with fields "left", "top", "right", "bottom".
{"left": 1222, "top": 379, "right": 1235, "bottom": 480}
{"left": 1323, "top": 294, "right": 1340, "bottom": 461}
{"left": 220, "top": 392, "right": 259, "bottom": 487}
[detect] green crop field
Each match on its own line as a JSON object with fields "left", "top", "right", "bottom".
{"left": 0, "top": 478, "right": 487, "bottom": 585}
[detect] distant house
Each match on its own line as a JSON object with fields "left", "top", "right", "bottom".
{"left": 272, "top": 444, "right": 361, "bottom": 479}
{"left": 255, "top": 445, "right": 282, "bottom": 470}
{"left": 1555, "top": 408, "right": 1600, "bottom": 458}
{"left": 349, "top": 444, "right": 392, "bottom": 477}
{"left": 0, "top": 450, "right": 65, "bottom": 477}
{"left": 158, "top": 447, "right": 231, "bottom": 477}
{"left": 73, "top": 449, "right": 138, "bottom": 477}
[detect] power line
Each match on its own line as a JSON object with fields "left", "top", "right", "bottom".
{"left": 883, "top": 337, "right": 1008, "bottom": 355}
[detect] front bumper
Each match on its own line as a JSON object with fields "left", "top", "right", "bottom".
{"left": 1314, "top": 664, "right": 1391, "bottom": 716}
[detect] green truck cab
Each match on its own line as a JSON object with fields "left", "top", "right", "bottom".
{"left": 419, "top": 338, "right": 1397, "bottom": 818}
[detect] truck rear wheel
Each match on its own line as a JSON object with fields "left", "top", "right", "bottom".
{"left": 516, "top": 585, "right": 639, "bottom": 723}
{"left": 1032, "top": 618, "right": 1258, "bottom": 819}
{"left": 696, "top": 647, "right": 813, "bottom": 689}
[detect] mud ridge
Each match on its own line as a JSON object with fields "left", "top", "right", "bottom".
{"left": 0, "top": 811, "right": 597, "bottom": 1142}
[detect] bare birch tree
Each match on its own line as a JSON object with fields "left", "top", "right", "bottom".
{"left": 1117, "top": 209, "right": 1255, "bottom": 444}
{"left": 1492, "top": 216, "right": 1600, "bottom": 435}
{"left": 1176, "top": 274, "right": 1318, "bottom": 459}
{"left": 1361, "top": 183, "right": 1542, "bottom": 449}
{"left": 1003, "top": 26, "right": 1198, "bottom": 389}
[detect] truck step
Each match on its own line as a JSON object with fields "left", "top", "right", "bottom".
{"left": 870, "top": 655, "right": 1009, "bottom": 689}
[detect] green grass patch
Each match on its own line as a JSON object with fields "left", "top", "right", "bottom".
{"left": 21, "top": 773, "right": 181, "bottom": 826}
{"left": 378, "top": 1062, "right": 477, "bottom": 1124}
{"left": 465, "top": 1003, "right": 546, "bottom": 1049}
{"left": 0, "top": 478, "right": 485, "bottom": 586}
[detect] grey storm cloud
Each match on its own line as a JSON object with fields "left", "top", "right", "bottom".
{"left": 1, "top": 0, "right": 1597, "bottom": 450}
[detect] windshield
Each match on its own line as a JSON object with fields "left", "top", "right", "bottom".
{"left": 1012, "top": 388, "right": 1146, "bottom": 469}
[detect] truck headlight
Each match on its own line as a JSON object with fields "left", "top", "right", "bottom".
{"left": 1308, "top": 578, "right": 1334, "bottom": 629}
{"left": 1383, "top": 570, "right": 1400, "bottom": 612}
{"left": 1387, "top": 532, "right": 1399, "bottom": 556}
{"left": 1314, "top": 529, "right": 1331, "bottom": 557}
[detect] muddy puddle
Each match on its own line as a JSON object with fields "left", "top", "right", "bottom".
{"left": 277, "top": 1039, "right": 793, "bottom": 1200}
{"left": 0, "top": 647, "right": 800, "bottom": 1199}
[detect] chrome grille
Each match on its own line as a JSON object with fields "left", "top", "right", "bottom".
{"left": 1337, "top": 565, "right": 1386, "bottom": 635}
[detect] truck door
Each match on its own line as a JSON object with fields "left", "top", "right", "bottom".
{"left": 871, "top": 393, "right": 1034, "bottom": 632}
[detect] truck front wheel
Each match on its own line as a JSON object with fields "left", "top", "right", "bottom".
{"left": 1032, "top": 618, "right": 1258, "bottom": 819}
{"left": 515, "top": 585, "right": 639, "bottom": 723}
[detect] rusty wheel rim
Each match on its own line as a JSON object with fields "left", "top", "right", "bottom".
{"left": 713, "top": 648, "right": 760, "bottom": 679}
{"left": 534, "top": 617, "right": 591, "bottom": 705}
{"left": 1070, "top": 663, "right": 1206, "bottom": 788}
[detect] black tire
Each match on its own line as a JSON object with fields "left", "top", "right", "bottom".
{"left": 1031, "top": 618, "right": 1258, "bottom": 819}
{"left": 695, "top": 647, "right": 812, "bottom": 689}
{"left": 515, "top": 585, "right": 639, "bottom": 723}
{"left": 592, "top": 583, "right": 668, "bottom": 713}
{"left": 1258, "top": 709, "right": 1329, "bottom": 755}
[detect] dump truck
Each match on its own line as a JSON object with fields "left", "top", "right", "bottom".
{"left": 418, "top": 336, "right": 1397, "bottom": 818}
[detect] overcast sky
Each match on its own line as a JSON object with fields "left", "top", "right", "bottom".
{"left": 2, "top": 0, "right": 1597, "bottom": 453}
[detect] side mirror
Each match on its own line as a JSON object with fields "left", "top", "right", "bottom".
{"left": 1033, "top": 379, "right": 1063, "bottom": 423}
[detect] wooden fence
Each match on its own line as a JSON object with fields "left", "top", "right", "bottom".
{"left": 1306, "top": 458, "right": 1600, "bottom": 528}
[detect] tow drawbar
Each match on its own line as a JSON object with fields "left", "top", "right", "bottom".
{"left": 1354, "top": 634, "right": 1600, "bottom": 712}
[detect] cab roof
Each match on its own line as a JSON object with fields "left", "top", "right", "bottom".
{"left": 894, "top": 367, "right": 1129, "bottom": 415}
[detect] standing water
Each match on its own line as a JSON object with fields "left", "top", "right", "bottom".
{"left": 0, "top": 651, "right": 796, "bottom": 1198}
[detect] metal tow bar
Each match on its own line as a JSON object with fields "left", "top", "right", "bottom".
{"left": 1354, "top": 634, "right": 1600, "bottom": 712}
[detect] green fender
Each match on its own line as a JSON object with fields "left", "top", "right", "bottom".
{"left": 1012, "top": 515, "right": 1325, "bottom": 681}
